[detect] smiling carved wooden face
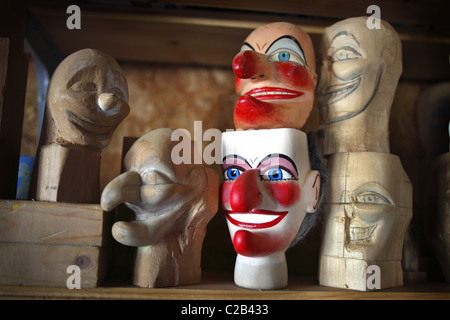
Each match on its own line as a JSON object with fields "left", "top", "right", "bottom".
{"left": 316, "top": 17, "right": 402, "bottom": 124}
{"left": 46, "top": 49, "right": 130, "bottom": 149}
{"left": 232, "top": 22, "right": 317, "bottom": 130}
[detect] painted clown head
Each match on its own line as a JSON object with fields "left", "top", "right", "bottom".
{"left": 232, "top": 22, "right": 317, "bottom": 130}
{"left": 221, "top": 129, "right": 321, "bottom": 289}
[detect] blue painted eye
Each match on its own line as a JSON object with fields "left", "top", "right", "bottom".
{"left": 278, "top": 51, "right": 291, "bottom": 61}
{"left": 267, "top": 168, "right": 283, "bottom": 180}
{"left": 225, "top": 168, "right": 242, "bottom": 180}
{"left": 261, "top": 168, "right": 294, "bottom": 181}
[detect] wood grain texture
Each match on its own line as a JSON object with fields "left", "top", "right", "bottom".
{"left": 35, "top": 144, "right": 101, "bottom": 203}
{"left": 163, "top": 0, "right": 450, "bottom": 29}
{"left": 0, "top": 244, "right": 103, "bottom": 287}
{"left": 0, "top": 200, "right": 105, "bottom": 246}
{"left": 0, "top": 272, "right": 448, "bottom": 300}
{"left": 28, "top": 2, "right": 450, "bottom": 81}
{"left": 319, "top": 151, "right": 413, "bottom": 291}
{"left": 0, "top": 200, "right": 110, "bottom": 287}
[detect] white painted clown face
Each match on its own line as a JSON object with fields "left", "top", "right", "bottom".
{"left": 220, "top": 129, "right": 320, "bottom": 257}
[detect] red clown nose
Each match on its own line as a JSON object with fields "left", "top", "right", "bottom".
{"left": 229, "top": 169, "right": 262, "bottom": 212}
{"left": 232, "top": 51, "right": 272, "bottom": 80}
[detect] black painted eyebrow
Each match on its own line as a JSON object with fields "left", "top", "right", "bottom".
{"left": 264, "top": 35, "right": 308, "bottom": 67}
{"left": 256, "top": 153, "right": 298, "bottom": 175}
{"left": 222, "top": 154, "right": 252, "bottom": 167}
{"left": 242, "top": 42, "right": 255, "bottom": 51}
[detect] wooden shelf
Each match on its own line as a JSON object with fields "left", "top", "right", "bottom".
{"left": 27, "top": 0, "right": 450, "bottom": 81}
{"left": 0, "top": 272, "right": 449, "bottom": 300}
{"left": 1, "top": 0, "right": 448, "bottom": 302}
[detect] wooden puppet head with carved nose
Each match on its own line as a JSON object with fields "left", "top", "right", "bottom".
{"left": 45, "top": 48, "right": 130, "bottom": 149}
{"left": 101, "top": 128, "right": 217, "bottom": 248}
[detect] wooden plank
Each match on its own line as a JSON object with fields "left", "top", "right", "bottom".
{"left": 162, "top": 0, "right": 450, "bottom": 30}
{"left": 0, "top": 272, "right": 448, "bottom": 299}
{"left": 0, "top": 243, "right": 104, "bottom": 288}
{"left": 27, "top": 3, "right": 450, "bottom": 81}
{"left": 29, "top": 5, "right": 252, "bottom": 66}
{"left": 0, "top": 200, "right": 110, "bottom": 287}
{"left": 0, "top": 200, "right": 106, "bottom": 246}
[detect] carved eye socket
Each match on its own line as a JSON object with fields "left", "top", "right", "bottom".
{"left": 141, "top": 170, "right": 172, "bottom": 185}
{"left": 70, "top": 81, "right": 97, "bottom": 92}
{"left": 331, "top": 47, "right": 361, "bottom": 62}
{"left": 355, "top": 191, "right": 392, "bottom": 205}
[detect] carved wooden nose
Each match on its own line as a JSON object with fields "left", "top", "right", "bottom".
{"left": 98, "top": 93, "right": 119, "bottom": 111}
{"left": 229, "top": 169, "right": 262, "bottom": 212}
{"left": 232, "top": 51, "right": 271, "bottom": 80}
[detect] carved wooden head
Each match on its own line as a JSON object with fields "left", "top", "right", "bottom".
{"left": 232, "top": 22, "right": 317, "bottom": 130}
{"left": 45, "top": 48, "right": 129, "bottom": 149}
{"left": 317, "top": 17, "right": 402, "bottom": 125}
{"left": 321, "top": 152, "right": 412, "bottom": 261}
{"left": 101, "top": 128, "right": 215, "bottom": 247}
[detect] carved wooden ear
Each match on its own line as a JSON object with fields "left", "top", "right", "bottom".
{"left": 305, "top": 170, "right": 320, "bottom": 214}
{"left": 184, "top": 165, "right": 217, "bottom": 227}
{"left": 186, "top": 166, "right": 207, "bottom": 194}
{"left": 312, "top": 71, "right": 318, "bottom": 89}
{"left": 381, "top": 40, "right": 399, "bottom": 66}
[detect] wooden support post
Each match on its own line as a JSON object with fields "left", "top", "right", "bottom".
{"left": 0, "top": 0, "right": 28, "bottom": 199}
{"left": 36, "top": 144, "right": 101, "bottom": 203}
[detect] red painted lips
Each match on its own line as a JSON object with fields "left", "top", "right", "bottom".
{"left": 225, "top": 209, "right": 288, "bottom": 229}
{"left": 244, "top": 87, "right": 304, "bottom": 100}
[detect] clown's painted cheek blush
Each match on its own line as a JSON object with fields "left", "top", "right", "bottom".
{"left": 264, "top": 181, "right": 301, "bottom": 208}
{"left": 233, "top": 61, "right": 314, "bottom": 129}
{"left": 274, "top": 62, "right": 313, "bottom": 90}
